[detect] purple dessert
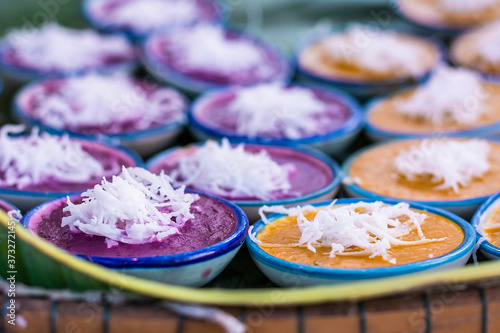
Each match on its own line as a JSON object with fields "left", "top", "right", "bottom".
{"left": 148, "top": 140, "right": 336, "bottom": 202}
{"left": 25, "top": 167, "right": 238, "bottom": 258}
{"left": 84, "top": 0, "right": 224, "bottom": 38}
{"left": 0, "top": 23, "right": 135, "bottom": 78}
{"left": 15, "top": 73, "right": 187, "bottom": 136}
{"left": 0, "top": 125, "right": 139, "bottom": 193}
{"left": 191, "top": 83, "right": 353, "bottom": 140}
{"left": 143, "top": 24, "right": 290, "bottom": 90}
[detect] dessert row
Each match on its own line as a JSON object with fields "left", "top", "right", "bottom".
{"left": 1, "top": 131, "right": 500, "bottom": 287}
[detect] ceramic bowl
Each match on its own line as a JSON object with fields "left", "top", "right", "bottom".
{"left": 247, "top": 198, "right": 476, "bottom": 287}
{"left": 292, "top": 25, "right": 445, "bottom": 99}
{"left": 364, "top": 82, "right": 500, "bottom": 142}
{"left": 341, "top": 140, "right": 499, "bottom": 219}
{"left": 147, "top": 143, "right": 343, "bottom": 222}
{"left": 0, "top": 198, "right": 19, "bottom": 214}
{"left": 21, "top": 191, "right": 248, "bottom": 287}
{"left": 471, "top": 192, "right": 500, "bottom": 260}
{"left": 13, "top": 77, "right": 189, "bottom": 157}
{"left": 0, "top": 137, "right": 142, "bottom": 212}
{"left": 188, "top": 83, "right": 363, "bottom": 156}
{"left": 82, "top": 0, "right": 227, "bottom": 41}
{"left": 141, "top": 25, "right": 292, "bottom": 95}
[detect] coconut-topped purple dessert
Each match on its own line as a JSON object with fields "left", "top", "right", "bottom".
{"left": 26, "top": 167, "right": 240, "bottom": 258}
{"left": 84, "top": 0, "right": 224, "bottom": 39}
{"left": 189, "top": 83, "right": 363, "bottom": 154}
{"left": 148, "top": 140, "right": 341, "bottom": 220}
{"left": 0, "top": 23, "right": 136, "bottom": 81}
{"left": 142, "top": 24, "right": 290, "bottom": 94}
{"left": 0, "top": 124, "right": 140, "bottom": 210}
{"left": 15, "top": 73, "right": 188, "bottom": 156}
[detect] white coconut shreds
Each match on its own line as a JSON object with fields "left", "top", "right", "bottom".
{"left": 227, "top": 83, "right": 328, "bottom": 139}
{"left": 3, "top": 23, "right": 132, "bottom": 72}
{"left": 62, "top": 167, "right": 199, "bottom": 247}
{"left": 475, "top": 21, "right": 500, "bottom": 66}
{"left": 395, "top": 65, "right": 486, "bottom": 125}
{"left": 394, "top": 139, "right": 491, "bottom": 193}
{"left": 31, "top": 74, "right": 186, "bottom": 132}
{"left": 166, "top": 25, "right": 273, "bottom": 76}
{"left": 169, "top": 139, "right": 296, "bottom": 201}
{"left": 253, "top": 201, "right": 445, "bottom": 264}
{"left": 91, "top": 0, "right": 200, "bottom": 33}
{"left": 322, "top": 25, "right": 428, "bottom": 76}
{"left": 439, "top": 0, "right": 499, "bottom": 13}
{"left": 0, "top": 124, "right": 111, "bottom": 190}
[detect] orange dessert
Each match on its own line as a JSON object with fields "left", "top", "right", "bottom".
{"left": 256, "top": 202, "right": 463, "bottom": 268}
{"left": 451, "top": 21, "right": 500, "bottom": 75}
{"left": 367, "top": 66, "right": 500, "bottom": 136}
{"left": 298, "top": 25, "right": 439, "bottom": 83}
{"left": 482, "top": 206, "right": 500, "bottom": 248}
{"left": 348, "top": 138, "right": 500, "bottom": 201}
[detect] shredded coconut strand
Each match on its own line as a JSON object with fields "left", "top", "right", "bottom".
{"left": 227, "top": 83, "right": 328, "bottom": 139}
{"left": 167, "top": 25, "right": 272, "bottom": 76}
{"left": 475, "top": 21, "right": 500, "bottom": 65}
{"left": 322, "top": 25, "right": 428, "bottom": 76}
{"left": 394, "top": 139, "right": 490, "bottom": 193}
{"left": 93, "top": 0, "right": 200, "bottom": 33}
{"left": 439, "top": 0, "right": 499, "bottom": 13}
{"left": 32, "top": 74, "right": 185, "bottom": 131}
{"left": 254, "top": 201, "right": 445, "bottom": 264}
{"left": 0, "top": 125, "right": 111, "bottom": 190}
{"left": 396, "top": 65, "right": 486, "bottom": 125}
{"left": 4, "top": 23, "right": 132, "bottom": 71}
{"left": 62, "top": 167, "right": 199, "bottom": 246}
{"left": 170, "top": 139, "right": 296, "bottom": 201}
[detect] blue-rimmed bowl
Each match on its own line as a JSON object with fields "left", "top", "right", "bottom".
{"left": 292, "top": 24, "right": 445, "bottom": 99}
{"left": 21, "top": 190, "right": 249, "bottom": 287}
{"left": 188, "top": 83, "right": 363, "bottom": 156}
{"left": 82, "top": 0, "right": 227, "bottom": 41}
{"left": 342, "top": 138, "right": 500, "bottom": 218}
{"left": 147, "top": 142, "right": 342, "bottom": 221}
{"left": 471, "top": 192, "right": 500, "bottom": 260}
{"left": 0, "top": 198, "right": 19, "bottom": 214}
{"left": 141, "top": 25, "right": 292, "bottom": 96}
{"left": 0, "top": 137, "right": 142, "bottom": 212}
{"left": 364, "top": 81, "right": 500, "bottom": 142}
{"left": 0, "top": 39, "right": 138, "bottom": 87}
{"left": 248, "top": 198, "right": 476, "bottom": 287}
{"left": 12, "top": 76, "right": 189, "bottom": 157}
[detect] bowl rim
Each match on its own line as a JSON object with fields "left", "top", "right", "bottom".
{"left": 0, "top": 37, "right": 138, "bottom": 81}
{"left": 140, "top": 23, "right": 293, "bottom": 94}
{"left": 0, "top": 198, "right": 20, "bottom": 213}
{"left": 291, "top": 22, "right": 447, "bottom": 88}
{"left": 21, "top": 189, "right": 249, "bottom": 268}
{"left": 146, "top": 141, "right": 342, "bottom": 207}
{"left": 247, "top": 198, "right": 476, "bottom": 279}
{"left": 471, "top": 191, "right": 500, "bottom": 257}
{"left": 341, "top": 137, "right": 500, "bottom": 207}
{"left": 81, "top": 0, "right": 228, "bottom": 40}
{"left": 364, "top": 80, "right": 500, "bottom": 139}
{"left": 0, "top": 134, "right": 143, "bottom": 198}
{"left": 12, "top": 74, "right": 188, "bottom": 141}
{"left": 188, "top": 81, "right": 364, "bottom": 146}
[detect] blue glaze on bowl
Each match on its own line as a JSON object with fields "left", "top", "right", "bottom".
{"left": 82, "top": 0, "right": 228, "bottom": 41}
{"left": 147, "top": 142, "right": 343, "bottom": 221}
{"left": 0, "top": 136, "right": 143, "bottom": 212}
{"left": 364, "top": 82, "right": 500, "bottom": 142}
{"left": 292, "top": 24, "right": 446, "bottom": 99}
{"left": 188, "top": 82, "right": 364, "bottom": 156}
{"left": 341, "top": 139, "right": 500, "bottom": 219}
{"left": 0, "top": 198, "right": 20, "bottom": 214}
{"left": 471, "top": 192, "right": 500, "bottom": 260}
{"left": 12, "top": 76, "right": 188, "bottom": 156}
{"left": 247, "top": 198, "right": 476, "bottom": 287}
{"left": 22, "top": 190, "right": 249, "bottom": 286}
{"left": 141, "top": 24, "right": 293, "bottom": 95}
